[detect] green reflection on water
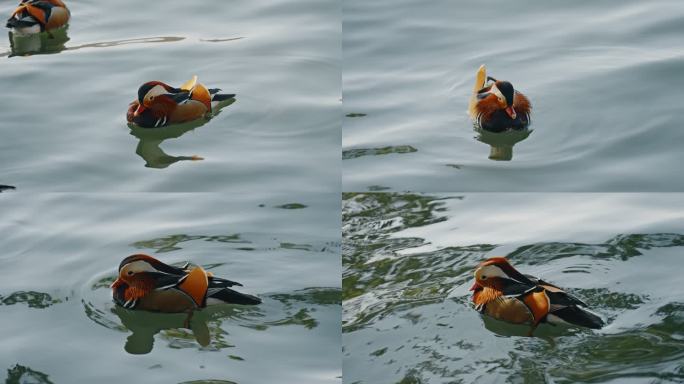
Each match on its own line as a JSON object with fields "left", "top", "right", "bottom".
{"left": 343, "top": 193, "right": 684, "bottom": 383}
{"left": 510, "top": 233, "right": 684, "bottom": 263}
{"left": 83, "top": 281, "right": 340, "bottom": 355}
{"left": 274, "top": 203, "right": 308, "bottom": 209}
{"left": 342, "top": 145, "right": 418, "bottom": 160}
{"left": 128, "top": 98, "right": 235, "bottom": 169}
{"left": 0, "top": 291, "right": 62, "bottom": 308}
{"left": 473, "top": 126, "right": 533, "bottom": 162}
{"left": 7, "top": 28, "right": 69, "bottom": 58}
{"left": 132, "top": 234, "right": 250, "bottom": 253}
{"left": 5, "top": 364, "right": 54, "bottom": 384}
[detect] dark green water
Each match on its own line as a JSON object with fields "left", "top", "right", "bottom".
{"left": 342, "top": 0, "right": 684, "bottom": 191}
{"left": 0, "top": 193, "right": 341, "bottom": 383}
{"left": 343, "top": 193, "right": 684, "bottom": 383}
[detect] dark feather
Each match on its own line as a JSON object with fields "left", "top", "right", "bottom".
{"left": 141, "top": 272, "right": 185, "bottom": 289}
{"left": 6, "top": 17, "right": 38, "bottom": 28}
{"left": 526, "top": 275, "right": 588, "bottom": 307}
{"left": 498, "top": 278, "right": 536, "bottom": 297}
{"left": 479, "top": 109, "right": 529, "bottom": 132}
{"left": 209, "top": 276, "right": 243, "bottom": 287}
{"left": 208, "top": 287, "right": 261, "bottom": 305}
{"left": 211, "top": 93, "right": 236, "bottom": 102}
{"left": 551, "top": 306, "right": 604, "bottom": 329}
{"left": 166, "top": 92, "right": 191, "bottom": 104}
{"left": 477, "top": 92, "right": 491, "bottom": 100}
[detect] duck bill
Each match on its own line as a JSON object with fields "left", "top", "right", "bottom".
{"left": 133, "top": 104, "right": 146, "bottom": 117}
{"left": 505, "top": 106, "right": 517, "bottom": 119}
{"left": 469, "top": 281, "right": 481, "bottom": 291}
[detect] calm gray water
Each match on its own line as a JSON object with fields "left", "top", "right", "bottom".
{"left": 0, "top": 0, "right": 340, "bottom": 192}
{"left": 342, "top": 0, "right": 684, "bottom": 191}
{"left": 343, "top": 193, "right": 684, "bottom": 383}
{"left": 0, "top": 193, "right": 341, "bottom": 384}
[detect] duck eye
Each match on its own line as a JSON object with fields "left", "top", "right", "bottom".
{"left": 481, "top": 275, "right": 487, "bottom": 280}
{"left": 127, "top": 271, "right": 133, "bottom": 276}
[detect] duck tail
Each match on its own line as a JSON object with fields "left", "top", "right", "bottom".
{"left": 208, "top": 88, "right": 236, "bottom": 110}
{"left": 474, "top": 64, "right": 487, "bottom": 93}
{"left": 208, "top": 288, "right": 261, "bottom": 305}
{"left": 209, "top": 90, "right": 236, "bottom": 102}
{"left": 551, "top": 306, "right": 605, "bottom": 329}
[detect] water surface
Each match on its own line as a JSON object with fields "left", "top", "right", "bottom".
{"left": 343, "top": 193, "right": 684, "bottom": 383}
{"left": 343, "top": 0, "right": 684, "bottom": 191}
{"left": 0, "top": 0, "right": 340, "bottom": 192}
{"left": 0, "top": 192, "right": 341, "bottom": 384}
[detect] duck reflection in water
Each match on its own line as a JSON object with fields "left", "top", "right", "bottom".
{"left": 474, "top": 125, "right": 532, "bottom": 161}
{"left": 112, "top": 305, "right": 212, "bottom": 354}
{"left": 112, "top": 301, "right": 263, "bottom": 355}
{"left": 0, "top": 185, "right": 16, "bottom": 192}
{"left": 8, "top": 26, "right": 69, "bottom": 56}
{"left": 127, "top": 98, "right": 235, "bottom": 169}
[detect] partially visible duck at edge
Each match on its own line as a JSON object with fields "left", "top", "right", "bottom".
{"left": 127, "top": 75, "right": 235, "bottom": 128}
{"left": 6, "top": 0, "right": 70, "bottom": 34}
{"left": 470, "top": 257, "right": 604, "bottom": 336}
{"left": 468, "top": 65, "right": 531, "bottom": 133}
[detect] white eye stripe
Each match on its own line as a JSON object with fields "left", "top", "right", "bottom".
{"left": 480, "top": 265, "right": 507, "bottom": 278}
{"left": 490, "top": 85, "right": 506, "bottom": 102}
{"left": 124, "top": 260, "right": 156, "bottom": 273}
{"left": 146, "top": 85, "right": 167, "bottom": 100}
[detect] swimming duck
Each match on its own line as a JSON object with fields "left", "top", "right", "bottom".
{"left": 111, "top": 254, "right": 261, "bottom": 312}
{"left": 468, "top": 65, "right": 531, "bottom": 132}
{"left": 127, "top": 76, "right": 235, "bottom": 128}
{"left": 6, "top": 0, "right": 70, "bottom": 34}
{"left": 470, "top": 257, "right": 604, "bottom": 335}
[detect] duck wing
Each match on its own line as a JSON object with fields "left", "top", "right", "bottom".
{"left": 206, "top": 287, "right": 261, "bottom": 305}
{"left": 523, "top": 275, "right": 605, "bottom": 329}
{"left": 208, "top": 275, "right": 243, "bottom": 288}
{"left": 525, "top": 275, "right": 588, "bottom": 307}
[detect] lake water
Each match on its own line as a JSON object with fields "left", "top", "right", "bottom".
{"left": 0, "top": 193, "right": 341, "bottom": 384}
{"left": 343, "top": 193, "right": 684, "bottom": 383}
{"left": 342, "top": 0, "right": 684, "bottom": 192}
{"left": 0, "top": 0, "right": 340, "bottom": 193}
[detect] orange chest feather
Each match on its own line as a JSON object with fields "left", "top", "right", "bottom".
{"left": 124, "top": 278, "right": 155, "bottom": 301}
{"left": 473, "top": 286, "right": 503, "bottom": 307}
{"left": 473, "top": 286, "right": 550, "bottom": 324}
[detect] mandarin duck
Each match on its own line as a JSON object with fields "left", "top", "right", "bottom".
{"left": 127, "top": 76, "right": 235, "bottom": 128}
{"left": 468, "top": 65, "right": 531, "bottom": 133}
{"left": 470, "top": 257, "right": 604, "bottom": 335}
{"left": 6, "top": 0, "right": 70, "bottom": 34}
{"left": 111, "top": 254, "right": 261, "bottom": 313}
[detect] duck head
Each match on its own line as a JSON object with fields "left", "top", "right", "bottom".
{"left": 489, "top": 81, "right": 516, "bottom": 119}
{"left": 133, "top": 82, "right": 179, "bottom": 117}
{"left": 111, "top": 254, "right": 179, "bottom": 291}
{"left": 469, "top": 257, "right": 531, "bottom": 292}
